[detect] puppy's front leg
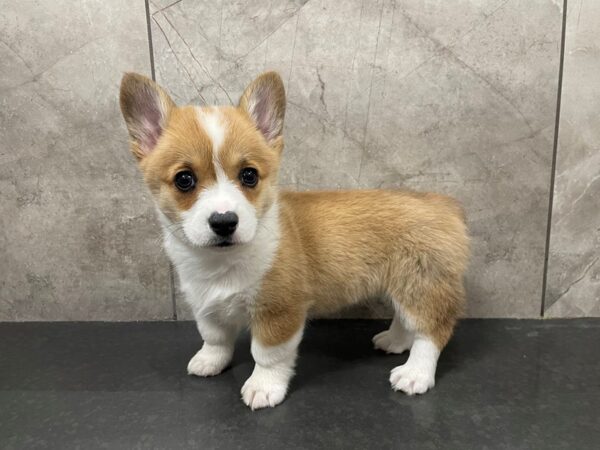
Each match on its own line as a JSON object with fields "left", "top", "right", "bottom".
{"left": 188, "top": 313, "right": 240, "bottom": 377}
{"left": 241, "top": 311, "right": 305, "bottom": 410}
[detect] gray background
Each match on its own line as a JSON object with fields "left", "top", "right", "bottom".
{"left": 0, "top": 0, "right": 597, "bottom": 320}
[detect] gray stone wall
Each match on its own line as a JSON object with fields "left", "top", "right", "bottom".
{"left": 0, "top": 0, "right": 596, "bottom": 320}
{"left": 544, "top": 0, "right": 600, "bottom": 317}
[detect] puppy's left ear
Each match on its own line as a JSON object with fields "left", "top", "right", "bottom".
{"left": 239, "top": 72, "right": 286, "bottom": 149}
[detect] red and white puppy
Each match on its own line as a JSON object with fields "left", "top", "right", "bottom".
{"left": 119, "top": 72, "right": 470, "bottom": 410}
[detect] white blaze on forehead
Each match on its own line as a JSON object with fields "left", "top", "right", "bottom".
{"left": 197, "top": 108, "right": 226, "bottom": 182}
{"left": 196, "top": 107, "right": 231, "bottom": 213}
{"left": 196, "top": 107, "right": 227, "bottom": 178}
{"left": 196, "top": 107, "right": 226, "bottom": 153}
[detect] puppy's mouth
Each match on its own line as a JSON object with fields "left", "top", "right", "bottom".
{"left": 209, "top": 238, "right": 237, "bottom": 248}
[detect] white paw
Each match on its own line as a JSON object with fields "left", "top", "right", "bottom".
{"left": 372, "top": 330, "right": 413, "bottom": 354}
{"left": 390, "top": 363, "right": 435, "bottom": 395}
{"left": 241, "top": 368, "right": 289, "bottom": 410}
{"left": 187, "top": 346, "right": 231, "bottom": 377}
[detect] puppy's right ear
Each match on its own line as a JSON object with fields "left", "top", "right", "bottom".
{"left": 119, "top": 73, "right": 175, "bottom": 160}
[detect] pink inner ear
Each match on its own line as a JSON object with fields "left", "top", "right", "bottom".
{"left": 131, "top": 88, "right": 164, "bottom": 155}
{"left": 251, "top": 86, "right": 280, "bottom": 142}
{"left": 139, "top": 117, "right": 162, "bottom": 155}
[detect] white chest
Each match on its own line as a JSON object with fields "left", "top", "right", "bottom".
{"left": 161, "top": 214, "right": 280, "bottom": 323}
{"left": 173, "top": 247, "right": 262, "bottom": 320}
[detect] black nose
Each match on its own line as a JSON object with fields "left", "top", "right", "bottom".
{"left": 208, "top": 211, "right": 239, "bottom": 237}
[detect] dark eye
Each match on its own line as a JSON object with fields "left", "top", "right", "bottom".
{"left": 174, "top": 170, "right": 196, "bottom": 192}
{"left": 239, "top": 167, "right": 259, "bottom": 188}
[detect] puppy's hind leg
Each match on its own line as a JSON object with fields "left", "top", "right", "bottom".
{"left": 372, "top": 314, "right": 414, "bottom": 354}
{"left": 388, "top": 279, "right": 465, "bottom": 395}
{"left": 389, "top": 331, "right": 441, "bottom": 395}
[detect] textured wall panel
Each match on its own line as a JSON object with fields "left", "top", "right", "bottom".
{"left": 0, "top": 0, "right": 171, "bottom": 320}
{"left": 545, "top": 0, "right": 600, "bottom": 317}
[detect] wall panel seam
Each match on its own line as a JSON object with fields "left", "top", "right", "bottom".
{"left": 541, "top": 0, "right": 568, "bottom": 317}
{"left": 144, "top": 0, "right": 156, "bottom": 81}
{"left": 145, "top": 0, "right": 176, "bottom": 319}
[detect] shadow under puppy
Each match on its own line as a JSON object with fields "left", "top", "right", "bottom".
{"left": 119, "top": 71, "right": 470, "bottom": 410}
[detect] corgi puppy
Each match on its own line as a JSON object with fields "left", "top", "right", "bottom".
{"left": 119, "top": 71, "right": 470, "bottom": 410}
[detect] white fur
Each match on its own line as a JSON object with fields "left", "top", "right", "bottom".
{"left": 162, "top": 201, "right": 280, "bottom": 321}
{"left": 241, "top": 328, "right": 303, "bottom": 410}
{"left": 380, "top": 304, "right": 440, "bottom": 395}
{"left": 197, "top": 106, "right": 226, "bottom": 182}
{"left": 187, "top": 312, "right": 241, "bottom": 377}
{"left": 372, "top": 316, "right": 414, "bottom": 354}
{"left": 389, "top": 334, "right": 440, "bottom": 395}
{"left": 162, "top": 201, "right": 280, "bottom": 389}
{"left": 187, "top": 343, "right": 234, "bottom": 377}
{"left": 196, "top": 107, "right": 225, "bottom": 157}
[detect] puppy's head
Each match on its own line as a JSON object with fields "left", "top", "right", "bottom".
{"left": 119, "top": 72, "right": 285, "bottom": 249}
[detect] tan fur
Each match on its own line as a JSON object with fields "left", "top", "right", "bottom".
{"left": 120, "top": 71, "right": 470, "bottom": 351}
{"left": 254, "top": 190, "right": 469, "bottom": 348}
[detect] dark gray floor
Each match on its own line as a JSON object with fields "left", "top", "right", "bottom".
{"left": 0, "top": 319, "right": 598, "bottom": 449}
